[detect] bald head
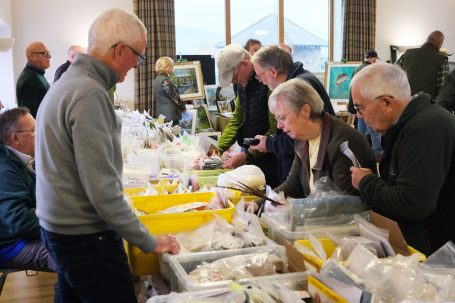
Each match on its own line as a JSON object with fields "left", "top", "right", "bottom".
{"left": 25, "top": 41, "right": 51, "bottom": 70}
{"left": 68, "top": 45, "right": 84, "bottom": 63}
{"left": 426, "top": 30, "right": 444, "bottom": 50}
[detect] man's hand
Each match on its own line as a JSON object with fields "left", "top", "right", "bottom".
{"left": 152, "top": 235, "right": 180, "bottom": 255}
{"left": 249, "top": 135, "right": 267, "bottom": 153}
{"left": 350, "top": 166, "right": 373, "bottom": 190}
{"left": 222, "top": 152, "right": 247, "bottom": 168}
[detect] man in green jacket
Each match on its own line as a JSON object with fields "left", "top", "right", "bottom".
{"left": 16, "top": 41, "right": 51, "bottom": 118}
{"left": 0, "top": 107, "right": 55, "bottom": 271}
{"left": 350, "top": 63, "right": 455, "bottom": 255}
{"left": 216, "top": 44, "right": 280, "bottom": 187}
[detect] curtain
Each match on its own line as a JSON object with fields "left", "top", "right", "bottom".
{"left": 342, "top": 0, "right": 376, "bottom": 62}
{"left": 134, "top": 0, "right": 176, "bottom": 114}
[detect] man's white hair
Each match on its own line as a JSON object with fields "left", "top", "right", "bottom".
{"left": 88, "top": 8, "right": 147, "bottom": 55}
{"left": 351, "top": 62, "right": 411, "bottom": 101}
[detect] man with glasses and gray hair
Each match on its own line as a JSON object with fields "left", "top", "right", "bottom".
{"left": 16, "top": 41, "right": 51, "bottom": 118}
{"left": 350, "top": 62, "right": 455, "bottom": 255}
{"left": 36, "top": 8, "right": 179, "bottom": 302}
{"left": 250, "top": 45, "right": 335, "bottom": 183}
{"left": 0, "top": 107, "right": 55, "bottom": 273}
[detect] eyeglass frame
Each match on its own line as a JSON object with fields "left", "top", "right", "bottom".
{"left": 32, "top": 51, "right": 51, "bottom": 58}
{"left": 11, "top": 129, "right": 35, "bottom": 135}
{"left": 255, "top": 68, "right": 270, "bottom": 81}
{"left": 353, "top": 95, "right": 392, "bottom": 115}
{"left": 111, "top": 43, "right": 146, "bottom": 66}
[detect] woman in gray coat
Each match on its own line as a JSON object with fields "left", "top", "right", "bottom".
{"left": 153, "top": 57, "right": 186, "bottom": 125}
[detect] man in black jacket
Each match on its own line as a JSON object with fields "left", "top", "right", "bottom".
{"left": 250, "top": 45, "right": 335, "bottom": 183}
{"left": 53, "top": 45, "right": 84, "bottom": 83}
{"left": 396, "top": 30, "right": 449, "bottom": 99}
{"left": 350, "top": 63, "right": 455, "bottom": 255}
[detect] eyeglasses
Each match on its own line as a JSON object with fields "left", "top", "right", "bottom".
{"left": 232, "top": 64, "right": 242, "bottom": 83}
{"left": 111, "top": 43, "right": 146, "bottom": 66}
{"left": 11, "top": 129, "right": 35, "bottom": 135}
{"left": 255, "top": 68, "right": 270, "bottom": 81}
{"left": 32, "top": 51, "right": 51, "bottom": 58}
{"left": 353, "top": 95, "right": 392, "bottom": 115}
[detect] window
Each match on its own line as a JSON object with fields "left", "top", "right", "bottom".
{"left": 284, "top": 0, "right": 328, "bottom": 72}
{"left": 231, "top": 0, "right": 278, "bottom": 46}
{"left": 175, "top": 0, "right": 342, "bottom": 79}
{"left": 175, "top": 0, "right": 225, "bottom": 56}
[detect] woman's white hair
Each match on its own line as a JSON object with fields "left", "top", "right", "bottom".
{"left": 268, "top": 78, "right": 324, "bottom": 120}
{"left": 88, "top": 8, "right": 147, "bottom": 55}
{"left": 350, "top": 62, "right": 411, "bottom": 101}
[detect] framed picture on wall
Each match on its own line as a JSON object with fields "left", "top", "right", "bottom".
{"left": 324, "top": 62, "right": 361, "bottom": 103}
{"left": 171, "top": 61, "right": 205, "bottom": 100}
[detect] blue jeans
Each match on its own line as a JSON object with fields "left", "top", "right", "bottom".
{"left": 357, "top": 118, "right": 383, "bottom": 156}
{"left": 41, "top": 228, "right": 136, "bottom": 303}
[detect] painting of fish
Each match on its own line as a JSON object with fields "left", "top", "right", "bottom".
{"left": 335, "top": 73, "right": 348, "bottom": 88}
{"left": 326, "top": 62, "right": 360, "bottom": 101}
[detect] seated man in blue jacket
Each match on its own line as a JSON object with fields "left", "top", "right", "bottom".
{"left": 0, "top": 107, "right": 55, "bottom": 271}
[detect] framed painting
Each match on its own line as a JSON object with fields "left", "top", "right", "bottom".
{"left": 196, "top": 104, "right": 214, "bottom": 131}
{"left": 204, "top": 84, "right": 236, "bottom": 111}
{"left": 179, "top": 108, "right": 197, "bottom": 135}
{"left": 216, "top": 100, "right": 233, "bottom": 113}
{"left": 171, "top": 61, "right": 205, "bottom": 100}
{"left": 324, "top": 62, "right": 361, "bottom": 103}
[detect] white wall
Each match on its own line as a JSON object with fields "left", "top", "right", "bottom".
{"left": 376, "top": 0, "right": 455, "bottom": 62}
{"left": 0, "top": 0, "right": 15, "bottom": 108}
{"left": 8, "top": 0, "right": 134, "bottom": 108}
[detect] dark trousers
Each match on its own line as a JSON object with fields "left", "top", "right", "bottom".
{"left": 41, "top": 228, "right": 136, "bottom": 303}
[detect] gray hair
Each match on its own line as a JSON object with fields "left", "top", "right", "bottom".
{"left": 350, "top": 62, "right": 411, "bottom": 101}
{"left": 87, "top": 8, "right": 147, "bottom": 55}
{"left": 252, "top": 45, "right": 293, "bottom": 75}
{"left": 0, "top": 107, "right": 30, "bottom": 144}
{"left": 269, "top": 78, "right": 324, "bottom": 120}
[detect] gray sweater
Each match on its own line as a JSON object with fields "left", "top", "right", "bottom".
{"left": 35, "top": 54, "right": 156, "bottom": 253}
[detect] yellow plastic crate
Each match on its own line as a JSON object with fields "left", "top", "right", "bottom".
{"left": 295, "top": 238, "right": 426, "bottom": 272}
{"left": 188, "top": 169, "right": 230, "bottom": 177}
{"left": 127, "top": 192, "right": 235, "bottom": 276}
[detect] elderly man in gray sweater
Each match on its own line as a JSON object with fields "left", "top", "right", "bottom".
{"left": 35, "top": 8, "right": 179, "bottom": 303}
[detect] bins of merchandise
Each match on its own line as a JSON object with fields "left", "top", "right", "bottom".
{"left": 126, "top": 192, "right": 235, "bottom": 276}
{"left": 147, "top": 271, "right": 309, "bottom": 302}
{"left": 159, "top": 237, "right": 278, "bottom": 282}
{"left": 167, "top": 245, "right": 291, "bottom": 292}
{"left": 261, "top": 213, "right": 360, "bottom": 245}
{"left": 294, "top": 238, "right": 426, "bottom": 272}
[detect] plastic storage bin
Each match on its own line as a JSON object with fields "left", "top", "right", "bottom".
{"left": 126, "top": 192, "right": 235, "bottom": 276}
{"left": 261, "top": 213, "right": 360, "bottom": 245}
{"left": 147, "top": 271, "right": 308, "bottom": 302}
{"left": 167, "top": 245, "right": 290, "bottom": 292}
{"left": 295, "top": 238, "right": 426, "bottom": 272}
{"left": 158, "top": 238, "right": 278, "bottom": 282}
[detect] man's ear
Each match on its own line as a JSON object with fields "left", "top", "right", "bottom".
{"left": 269, "top": 67, "right": 278, "bottom": 78}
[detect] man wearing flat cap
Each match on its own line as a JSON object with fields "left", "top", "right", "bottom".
{"left": 216, "top": 44, "right": 280, "bottom": 187}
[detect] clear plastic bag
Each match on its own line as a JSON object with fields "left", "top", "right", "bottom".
{"left": 290, "top": 177, "right": 369, "bottom": 229}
